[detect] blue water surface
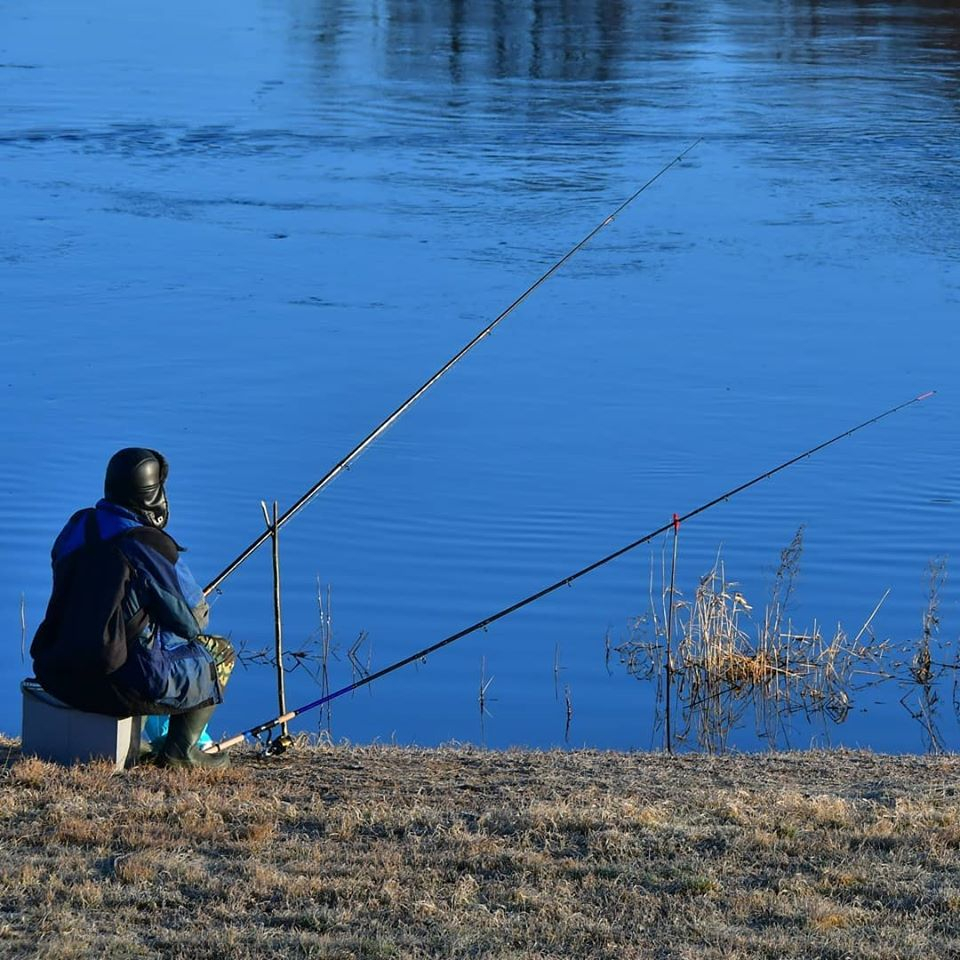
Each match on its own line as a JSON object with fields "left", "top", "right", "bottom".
{"left": 1, "top": 0, "right": 958, "bottom": 753}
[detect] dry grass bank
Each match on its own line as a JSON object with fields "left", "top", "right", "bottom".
{"left": 1, "top": 739, "right": 958, "bottom": 959}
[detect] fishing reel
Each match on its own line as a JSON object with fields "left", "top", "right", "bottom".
{"left": 262, "top": 732, "right": 295, "bottom": 757}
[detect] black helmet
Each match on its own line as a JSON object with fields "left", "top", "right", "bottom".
{"left": 104, "top": 447, "right": 170, "bottom": 529}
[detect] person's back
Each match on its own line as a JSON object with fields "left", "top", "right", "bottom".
{"left": 31, "top": 447, "right": 235, "bottom": 769}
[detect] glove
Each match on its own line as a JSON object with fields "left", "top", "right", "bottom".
{"left": 192, "top": 598, "right": 211, "bottom": 631}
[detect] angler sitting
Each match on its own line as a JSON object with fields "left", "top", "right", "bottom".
{"left": 30, "top": 447, "right": 235, "bottom": 770}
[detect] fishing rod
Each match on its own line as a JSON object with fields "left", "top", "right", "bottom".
{"left": 202, "top": 138, "right": 703, "bottom": 597}
{"left": 206, "top": 389, "right": 936, "bottom": 753}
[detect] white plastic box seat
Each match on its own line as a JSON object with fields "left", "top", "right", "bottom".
{"left": 20, "top": 679, "right": 141, "bottom": 771}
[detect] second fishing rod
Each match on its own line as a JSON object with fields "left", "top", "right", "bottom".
{"left": 206, "top": 390, "right": 936, "bottom": 753}
{"left": 203, "top": 138, "right": 702, "bottom": 597}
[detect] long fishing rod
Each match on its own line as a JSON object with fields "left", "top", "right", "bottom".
{"left": 206, "top": 389, "right": 936, "bottom": 753}
{"left": 202, "top": 138, "right": 703, "bottom": 597}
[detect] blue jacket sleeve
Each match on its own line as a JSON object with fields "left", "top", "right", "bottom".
{"left": 174, "top": 559, "right": 205, "bottom": 611}
{"left": 121, "top": 537, "right": 201, "bottom": 641}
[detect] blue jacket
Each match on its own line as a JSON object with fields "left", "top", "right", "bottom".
{"left": 32, "top": 500, "right": 221, "bottom": 714}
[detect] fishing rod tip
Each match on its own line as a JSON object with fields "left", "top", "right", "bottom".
{"left": 915, "top": 390, "right": 936, "bottom": 401}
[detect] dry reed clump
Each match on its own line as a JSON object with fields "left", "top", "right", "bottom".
{"left": 617, "top": 528, "right": 901, "bottom": 753}
{"left": 1, "top": 740, "right": 959, "bottom": 958}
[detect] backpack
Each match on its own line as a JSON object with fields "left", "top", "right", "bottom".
{"left": 31, "top": 510, "right": 150, "bottom": 681}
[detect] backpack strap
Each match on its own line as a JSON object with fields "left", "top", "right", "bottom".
{"left": 121, "top": 525, "right": 179, "bottom": 563}
{"left": 115, "top": 525, "right": 185, "bottom": 640}
{"left": 83, "top": 508, "right": 100, "bottom": 544}
{"left": 85, "top": 512, "right": 155, "bottom": 641}
{"left": 124, "top": 601, "right": 149, "bottom": 641}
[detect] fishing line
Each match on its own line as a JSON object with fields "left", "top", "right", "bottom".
{"left": 203, "top": 138, "right": 703, "bottom": 597}
{"left": 206, "top": 390, "right": 935, "bottom": 753}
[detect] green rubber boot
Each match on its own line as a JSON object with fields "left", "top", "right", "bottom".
{"left": 159, "top": 706, "right": 230, "bottom": 770}
{"left": 138, "top": 716, "right": 163, "bottom": 762}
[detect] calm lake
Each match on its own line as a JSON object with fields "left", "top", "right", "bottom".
{"left": 2, "top": 0, "right": 958, "bottom": 753}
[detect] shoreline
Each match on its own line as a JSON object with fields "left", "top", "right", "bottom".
{"left": 2, "top": 740, "right": 958, "bottom": 958}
